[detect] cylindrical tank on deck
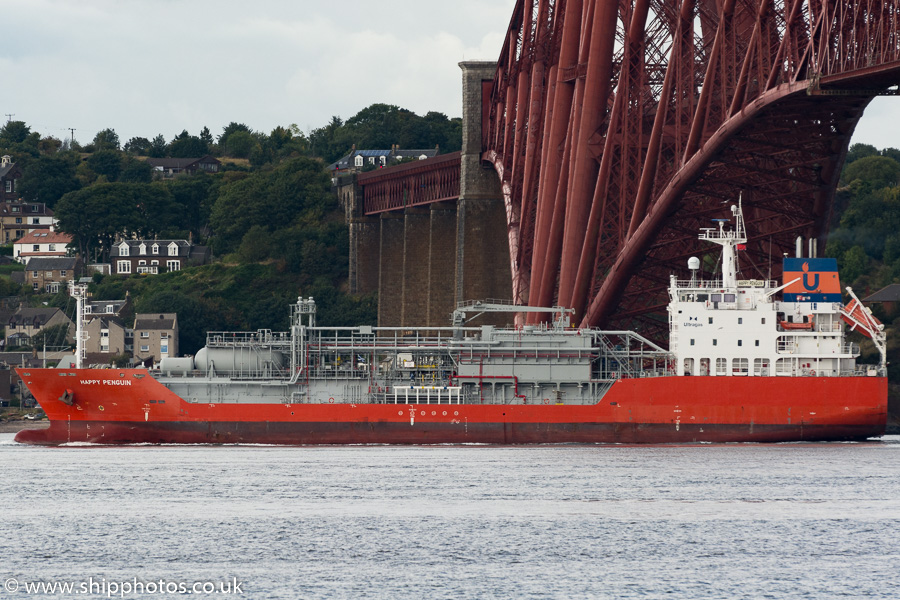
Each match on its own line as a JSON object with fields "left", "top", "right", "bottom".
{"left": 193, "top": 347, "right": 285, "bottom": 373}
{"left": 159, "top": 357, "right": 195, "bottom": 373}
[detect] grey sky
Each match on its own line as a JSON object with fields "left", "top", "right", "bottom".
{"left": 1, "top": 0, "right": 896, "bottom": 149}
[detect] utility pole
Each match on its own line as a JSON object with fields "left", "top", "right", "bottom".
{"left": 68, "top": 128, "right": 76, "bottom": 146}
{"left": 3, "top": 113, "right": 13, "bottom": 123}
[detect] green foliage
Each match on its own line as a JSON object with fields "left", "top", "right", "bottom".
{"left": 0, "top": 121, "right": 32, "bottom": 145}
{"left": 208, "top": 156, "right": 332, "bottom": 255}
{"left": 845, "top": 143, "right": 879, "bottom": 165}
{"left": 165, "top": 172, "right": 216, "bottom": 238}
{"left": 120, "top": 157, "right": 153, "bottom": 183}
{"left": 309, "top": 104, "right": 462, "bottom": 164}
{"left": 841, "top": 156, "right": 900, "bottom": 190}
{"left": 55, "top": 182, "right": 176, "bottom": 260}
{"left": 149, "top": 134, "right": 168, "bottom": 158}
{"left": 19, "top": 153, "right": 81, "bottom": 207}
{"left": 123, "top": 137, "right": 153, "bottom": 155}
{"left": 225, "top": 130, "right": 255, "bottom": 158}
{"left": 87, "top": 150, "right": 123, "bottom": 182}
{"left": 92, "top": 128, "right": 121, "bottom": 151}
{"left": 169, "top": 130, "right": 209, "bottom": 158}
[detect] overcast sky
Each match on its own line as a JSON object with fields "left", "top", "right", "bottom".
{"left": 1, "top": 0, "right": 896, "bottom": 149}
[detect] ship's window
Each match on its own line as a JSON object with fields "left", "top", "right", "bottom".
{"left": 738, "top": 317, "right": 743, "bottom": 324}
{"left": 724, "top": 294, "right": 736, "bottom": 302}
{"left": 711, "top": 294, "right": 722, "bottom": 302}
{"left": 755, "top": 340, "right": 759, "bottom": 346}
{"left": 761, "top": 318, "right": 766, "bottom": 324}
{"left": 716, "top": 358, "right": 727, "bottom": 375}
{"left": 753, "top": 358, "right": 768, "bottom": 376}
{"left": 690, "top": 339, "right": 695, "bottom": 346}
{"left": 697, "top": 294, "right": 708, "bottom": 301}
{"left": 708, "top": 317, "right": 713, "bottom": 324}
{"left": 713, "top": 339, "right": 717, "bottom": 346}
{"left": 738, "top": 340, "right": 742, "bottom": 346}
{"left": 732, "top": 358, "right": 749, "bottom": 375}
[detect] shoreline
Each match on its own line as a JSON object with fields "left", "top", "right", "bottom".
{"left": 0, "top": 421, "right": 50, "bottom": 434}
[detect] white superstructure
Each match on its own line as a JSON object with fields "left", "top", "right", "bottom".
{"left": 668, "top": 202, "right": 886, "bottom": 378}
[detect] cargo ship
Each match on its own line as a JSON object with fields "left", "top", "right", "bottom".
{"left": 15, "top": 203, "right": 888, "bottom": 445}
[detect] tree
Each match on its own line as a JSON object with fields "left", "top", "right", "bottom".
{"left": 148, "top": 134, "right": 168, "bottom": 158}
{"left": 19, "top": 154, "right": 81, "bottom": 206}
{"left": 845, "top": 143, "right": 879, "bottom": 165}
{"left": 218, "top": 122, "right": 252, "bottom": 150}
{"left": 169, "top": 130, "right": 208, "bottom": 158}
{"left": 86, "top": 150, "right": 123, "bottom": 182}
{"left": 842, "top": 156, "right": 900, "bottom": 190}
{"left": 92, "top": 128, "right": 121, "bottom": 151}
{"left": 38, "top": 136, "right": 62, "bottom": 156}
{"left": 120, "top": 157, "right": 153, "bottom": 183}
{"left": 225, "top": 130, "right": 255, "bottom": 158}
{"left": 167, "top": 173, "right": 215, "bottom": 238}
{"left": 55, "top": 183, "right": 174, "bottom": 260}
{"left": 208, "top": 156, "right": 332, "bottom": 254}
{"left": 124, "top": 137, "right": 153, "bottom": 155}
{"left": 0, "top": 120, "right": 31, "bottom": 144}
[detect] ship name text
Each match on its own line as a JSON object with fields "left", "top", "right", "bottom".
{"left": 79, "top": 379, "right": 133, "bottom": 386}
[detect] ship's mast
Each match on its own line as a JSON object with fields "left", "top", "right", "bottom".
{"left": 68, "top": 281, "right": 89, "bottom": 369}
{"left": 698, "top": 200, "right": 747, "bottom": 288}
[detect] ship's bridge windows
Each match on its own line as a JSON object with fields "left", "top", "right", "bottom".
{"left": 697, "top": 294, "right": 708, "bottom": 301}
{"left": 724, "top": 293, "right": 736, "bottom": 303}
{"left": 712, "top": 294, "right": 722, "bottom": 303}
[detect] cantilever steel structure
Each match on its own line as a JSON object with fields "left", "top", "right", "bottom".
{"left": 484, "top": 0, "right": 900, "bottom": 339}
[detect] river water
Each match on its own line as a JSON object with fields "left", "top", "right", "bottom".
{"left": 1, "top": 433, "right": 899, "bottom": 599}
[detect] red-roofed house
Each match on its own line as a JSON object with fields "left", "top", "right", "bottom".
{"left": 13, "top": 230, "right": 74, "bottom": 263}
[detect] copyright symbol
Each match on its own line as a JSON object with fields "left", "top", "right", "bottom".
{"left": 5, "top": 578, "right": 18, "bottom": 593}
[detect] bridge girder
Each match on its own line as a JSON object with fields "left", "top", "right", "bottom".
{"left": 484, "top": 0, "right": 900, "bottom": 339}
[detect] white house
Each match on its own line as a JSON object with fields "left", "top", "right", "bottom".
{"left": 13, "top": 230, "right": 73, "bottom": 263}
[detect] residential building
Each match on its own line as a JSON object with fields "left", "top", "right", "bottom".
{"left": 5, "top": 307, "right": 73, "bottom": 348}
{"left": 0, "top": 201, "right": 56, "bottom": 243}
{"left": 327, "top": 145, "right": 440, "bottom": 175}
{"left": 84, "top": 315, "right": 129, "bottom": 357}
{"left": 13, "top": 230, "right": 73, "bottom": 263}
{"left": 23, "top": 256, "right": 81, "bottom": 293}
{"left": 145, "top": 155, "right": 220, "bottom": 178}
{"left": 0, "top": 155, "right": 23, "bottom": 203}
{"left": 85, "top": 295, "right": 132, "bottom": 318}
{"left": 133, "top": 313, "right": 178, "bottom": 362}
{"left": 82, "top": 295, "right": 134, "bottom": 361}
{"left": 110, "top": 239, "right": 210, "bottom": 275}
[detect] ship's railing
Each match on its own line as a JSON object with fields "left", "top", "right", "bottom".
{"left": 391, "top": 385, "right": 462, "bottom": 404}
{"left": 206, "top": 330, "right": 292, "bottom": 347}
{"left": 670, "top": 278, "right": 777, "bottom": 290}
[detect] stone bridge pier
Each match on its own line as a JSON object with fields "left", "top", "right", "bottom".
{"left": 340, "top": 61, "right": 511, "bottom": 328}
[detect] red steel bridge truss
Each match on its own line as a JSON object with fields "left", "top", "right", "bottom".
{"left": 484, "top": 0, "right": 900, "bottom": 339}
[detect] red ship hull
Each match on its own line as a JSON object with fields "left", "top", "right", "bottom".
{"left": 15, "top": 369, "right": 887, "bottom": 445}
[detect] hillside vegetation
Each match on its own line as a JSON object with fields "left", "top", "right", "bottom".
{"left": 0, "top": 104, "right": 455, "bottom": 353}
